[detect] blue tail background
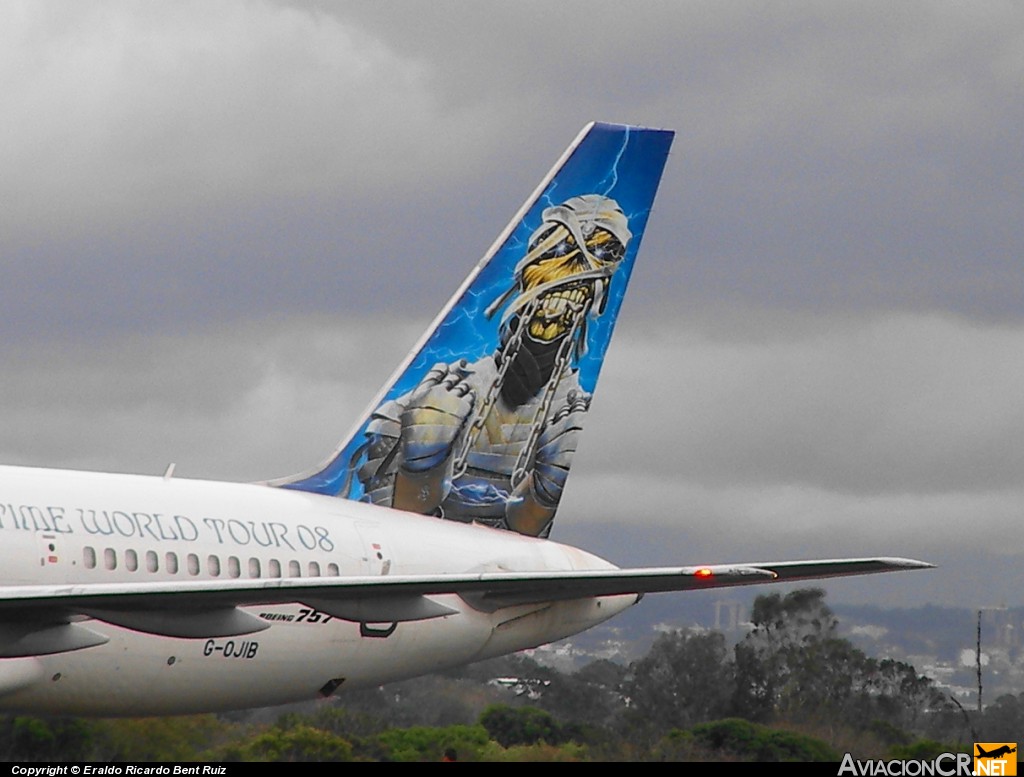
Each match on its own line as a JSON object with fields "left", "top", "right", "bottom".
{"left": 276, "top": 123, "right": 673, "bottom": 537}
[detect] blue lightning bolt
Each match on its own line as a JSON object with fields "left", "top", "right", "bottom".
{"left": 287, "top": 124, "right": 672, "bottom": 498}
{"left": 595, "top": 125, "right": 631, "bottom": 196}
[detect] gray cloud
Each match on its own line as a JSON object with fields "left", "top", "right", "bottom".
{"left": 2, "top": 1, "right": 482, "bottom": 228}
{"left": 4, "top": 1, "right": 1022, "bottom": 334}
{"left": 0, "top": 316, "right": 418, "bottom": 479}
{"left": 589, "top": 312, "right": 1024, "bottom": 494}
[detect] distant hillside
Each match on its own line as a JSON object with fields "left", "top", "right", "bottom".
{"left": 534, "top": 594, "right": 1024, "bottom": 699}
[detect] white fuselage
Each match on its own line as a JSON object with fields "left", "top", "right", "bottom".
{"left": 0, "top": 465, "right": 633, "bottom": 716}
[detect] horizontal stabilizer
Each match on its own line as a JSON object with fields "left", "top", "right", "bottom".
{"left": 0, "top": 621, "right": 110, "bottom": 657}
{"left": 458, "top": 565, "right": 776, "bottom": 611}
{"left": 743, "top": 557, "right": 935, "bottom": 581}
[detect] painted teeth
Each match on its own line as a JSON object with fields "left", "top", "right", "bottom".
{"left": 540, "top": 297, "right": 569, "bottom": 318}
{"left": 539, "top": 287, "right": 589, "bottom": 319}
{"left": 529, "top": 285, "right": 593, "bottom": 341}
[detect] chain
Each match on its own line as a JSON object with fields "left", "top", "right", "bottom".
{"left": 450, "top": 297, "right": 539, "bottom": 480}
{"left": 511, "top": 296, "right": 591, "bottom": 488}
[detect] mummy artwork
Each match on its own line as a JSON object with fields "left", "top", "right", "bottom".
{"left": 350, "top": 195, "right": 632, "bottom": 537}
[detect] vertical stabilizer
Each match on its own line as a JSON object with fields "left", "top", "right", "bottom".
{"left": 275, "top": 123, "right": 674, "bottom": 537}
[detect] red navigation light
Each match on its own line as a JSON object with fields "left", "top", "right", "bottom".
{"left": 695, "top": 568, "right": 714, "bottom": 579}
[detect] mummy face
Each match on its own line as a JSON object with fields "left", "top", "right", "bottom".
{"left": 516, "top": 195, "right": 631, "bottom": 344}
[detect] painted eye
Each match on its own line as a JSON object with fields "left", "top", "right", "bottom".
{"left": 588, "top": 229, "right": 625, "bottom": 263}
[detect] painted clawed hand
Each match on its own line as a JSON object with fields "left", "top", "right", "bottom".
{"left": 530, "top": 390, "right": 590, "bottom": 505}
{"left": 399, "top": 362, "right": 477, "bottom": 473}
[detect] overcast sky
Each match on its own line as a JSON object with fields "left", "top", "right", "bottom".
{"left": 2, "top": 1, "right": 1022, "bottom": 608}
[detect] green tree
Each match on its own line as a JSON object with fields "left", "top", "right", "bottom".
{"left": 222, "top": 724, "right": 353, "bottom": 762}
{"left": 689, "top": 718, "right": 839, "bottom": 761}
{"left": 732, "top": 588, "right": 940, "bottom": 733}
{"left": 526, "top": 659, "right": 627, "bottom": 732}
{"left": 0, "top": 716, "right": 94, "bottom": 762}
{"left": 92, "top": 715, "right": 232, "bottom": 761}
{"left": 479, "top": 705, "right": 574, "bottom": 748}
{"left": 981, "top": 693, "right": 1024, "bottom": 741}
{"left": 374, "top": 724, "right": 490, "bottom": 761}
{"left": 626, "top": 629, "right": 733, "bottom": 734}
{"left": 732, "top": 589, "right": 837, "bottom": 721}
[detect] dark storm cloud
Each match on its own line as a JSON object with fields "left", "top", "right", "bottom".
{"left": 323, "top": 1, "right": 1024, "bottom": 318}
{"left": 4, "top": 1, "right": 1021, "bottom": 336}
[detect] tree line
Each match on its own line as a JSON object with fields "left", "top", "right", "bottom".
{"left": 0, "top": 589, "right": 1015, "bottom": 761}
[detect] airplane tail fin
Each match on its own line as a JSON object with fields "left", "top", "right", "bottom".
{"left": 274, "top": 123, "right": 674, "bottom": 537}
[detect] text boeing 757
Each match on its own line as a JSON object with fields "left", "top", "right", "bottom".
{"left": 0, "top": 123, "right": 930, "bottom": 715}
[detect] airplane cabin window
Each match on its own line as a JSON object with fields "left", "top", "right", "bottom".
{"left": 125, "top": 549, "right": 138, "bottom": 572}
{"left": 104, "top": 548, "right": 117, "bottom": 570}
{"left": 327, "top": 562, "right": 339, "bottom": 576}
{"left": 288, "top": 560, "right": 301, "bottom": 578}
{"left": 146, "top": 550, "right": 158, "bottom": 573}
{"left": 187, "top": 553, "right": 200, "bottom": 576}
{"left": 166, "top": 552, "right": 179, "bottom": 574}
{"left": 208, "top": 555, "right": 221, "bottom": 577}
{"left": 83, "top": 547, "right": 97, "bottom": 569}
{"left": 227, "top": 556, "right": 241, "bottom": 578}
{"left": 268, "top": 559, "right": 281, "bottom": 577}
{"left": 308, "top": 561, "right": 321, "bottom": 577}
{"left": 248, "top": 558, "right": 261, "bottom": 578}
